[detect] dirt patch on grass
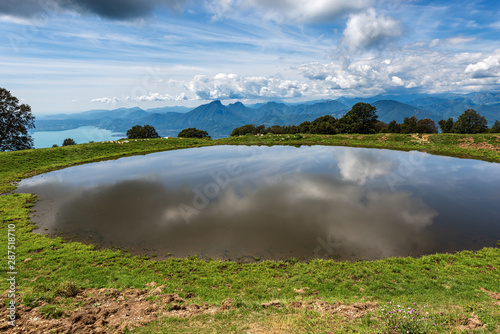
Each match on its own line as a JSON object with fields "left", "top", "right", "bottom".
{"left": 287, "top": 300, "right": 378, "bottom": 321}
{"left": 456, "top": 312, "right": 485, "bottom": 331}
{"left": 457, "top": 136, "right": 500, "bottom": 151}
{"left": 378, "top": 135, "right": 389, "bottom": 141}
{"left": 480, "top": 287, "right": 500, "bottom": 306}
{"left": 460, "top": 141, "right": 500, "bottom": 151}
{"left": 411, "top": 134, "right": 431, "bottom": 143}
{"left": 0, "top": 287, "right": 217, "bottom": 334}
{"left": 1, "top": 289, "right": 380, "bottom": 333}
{"left": 458, "top": 136, "right": 474, "bottom": 143}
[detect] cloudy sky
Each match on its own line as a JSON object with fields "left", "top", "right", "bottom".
{"left": 1, "top": 0, "right": 500, "bottom": 114}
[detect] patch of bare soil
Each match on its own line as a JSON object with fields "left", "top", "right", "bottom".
{"left": 463, "top": 142, "right": 500, "bottom": 150}
{"left": 456, "top": 312, "right": 485, "bottom": 331}
{"left": 378, "top": 135, "right": 389, "bottom": 141}
{"left": 0, "top": 286, "right": 217, "bottom": 334}
{"left": 411, "top": 134, "right": 431, "bottom": 143}
{"left": 287, "top": 300, "right": 378, "bottom": 321}
{"left": 458, "top": 136, "right": 500, "bottom": 151}
{"left": 480, "top": 287, "right": 500, "bottom": 306}
{"left": 458, "top": 136, "right": 475, "bottom": 143}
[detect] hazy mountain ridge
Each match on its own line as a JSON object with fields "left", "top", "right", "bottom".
{"left": 35, "top": 93, "right": 500, "bottom": 138}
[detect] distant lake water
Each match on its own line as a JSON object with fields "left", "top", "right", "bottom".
{"left": 30, "top": 126, "right": 125, "bottom": 148}
{"left": 17, "top": 145, "right": 500, "bottom": 261}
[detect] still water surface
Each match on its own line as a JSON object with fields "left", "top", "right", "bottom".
{"left": 17, "top": 145, "right": 500, "bottom": 261}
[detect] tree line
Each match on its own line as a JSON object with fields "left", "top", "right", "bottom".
{"left": 231, "top": 103, "right": 500, "bottom": 137}
{"left": 2, "top": 86, "right": 500, "bottom": 152}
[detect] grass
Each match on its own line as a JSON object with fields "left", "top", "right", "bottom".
{"left": 1, "top": 134, "right": 500, "bottom": 332}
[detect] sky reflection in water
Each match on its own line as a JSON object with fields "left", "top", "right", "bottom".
{"left": 17, "top": 145, "right": 500, "bottom": 261}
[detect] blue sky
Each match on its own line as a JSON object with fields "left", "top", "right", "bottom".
{"left": 1, "top": 0, "right": 500, "bottom": 114}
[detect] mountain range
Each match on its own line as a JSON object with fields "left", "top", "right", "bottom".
{"left": 35, "top": 92, "right": 500, "bottom": 138}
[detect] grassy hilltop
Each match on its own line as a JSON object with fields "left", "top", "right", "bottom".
{"left": 1, "top": 134, "right": 500, "bottom": 333}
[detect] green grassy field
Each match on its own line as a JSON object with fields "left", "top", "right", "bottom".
{"left": 1, "top": 134, "right": 500, "bottom": 333}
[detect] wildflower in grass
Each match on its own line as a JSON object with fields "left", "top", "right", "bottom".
{"left": 379, "top": 301, "right": 438, "bottom": 334}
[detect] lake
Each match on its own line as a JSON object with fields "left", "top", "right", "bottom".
{"left": 16, "top": 145, "right": 500, "bottom": 261}
{"left": 30, "top": 126, "right": 125, "bottom": 148}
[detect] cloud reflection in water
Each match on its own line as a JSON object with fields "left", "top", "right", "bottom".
{"left": 17, "top": 145, "right": 499, "bottom": 261}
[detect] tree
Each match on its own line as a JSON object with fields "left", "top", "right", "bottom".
{"left": 416, "top": 118, "right": 438, "bottom": 134}
{"left": 126, "top": 124, "right": 160, "bottom": 139}
{"left": 386, "top": 120, "right": 401, "bottom": 133}
{"left": 375, "top": 121, "right": 388, "bottom": 133}
{"left": 62, "top": 138, "right": 76, "bottom": 146}
{"left": 310, "top": 115, "right": 338, "bottom": 135}
{"left": 178, "top": 128, "right": 211, "bottom": 139}
{"left": 400, "top": 116, "right": 418, "bottom": 133}
{"left": 255, "top": 125, "right": 266, "bottom": 135}
{"left": 296, "top": 121, "right": 311, "bottom": 134}
{"left": 266, "top": 125, "right": 286, "bottom": 134}
{"left": 490, "top": 120, "right": 500, "bottom": 133}
{"left": 340, "top": 103, "right": 378, "bottom": 134}
{"left": 452, "top": 109, "right": 488, "bottom": 134}
{"left": 438, "top": 118, "right": 454, "bottom": 133}
{"left": 231, "top": 124, "right": 257, "bottom": 136}
{"left": 0, "top": 88, "right": 35, "bottom": 151}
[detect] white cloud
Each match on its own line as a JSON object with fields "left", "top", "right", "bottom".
{"left": 91, "top": 97, "right": 120, "bottom": 104}
{"left": 445, "top": 36, "right": 476, "bottom": 45}
{"left": 91, "top": 93, "right": 191, "bottom": 104}
{"left": 0, "top": 14, "right": 36, "bottom": 25}
{"left": 391, "top": 76, "right": 404, "bottom": 86}
{"left": 465, "top": 51, "right": 500, "bottom": 78}
{"left": 207, "top": 0, "right": 372, "bottom": 23}
{"left": 185, "top": 73, "right": 315, "bottom": 100}
{"left": 490, "top": 21, "right": 500, "bottom": 30}
{"left": 297, "top": 48, "right": 496, "bottom": 95}
{"left": 429, "top": 39, "right": 440, "bottom": 48}
{"left": 343, "top": 8, "right": 402, "bottom": 51}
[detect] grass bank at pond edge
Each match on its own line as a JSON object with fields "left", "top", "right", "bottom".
{"left": 1, "top": 134, "right": 499, "bottom": 333}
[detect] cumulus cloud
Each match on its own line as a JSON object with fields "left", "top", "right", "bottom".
{"left": 391, "top": 76, "right": 404, "bottom": 86}
{"left": 298, "top": 60, "right": 396, "bottom": 95}
{"left": 207, "top": 0, "right": 372, "bottom": 23}
{"left": 465, "top": 51, "right": 500, "bottom": 79}
{"left": 0, "top": 0, "right": 188, "bottom": 20}
{"left": 91, "top": 48, "right": 500, "bottom": 105}
{"left": 185, "top": 73, "right": 315, "bottom": 100}
{"left": 297, "top": 47, "right": 500, "bottom": 95}
{"left": 342, "top": 8, "right": 402, "bottom": 51}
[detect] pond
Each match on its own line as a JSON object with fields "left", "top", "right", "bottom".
{"left": 16, "top": 145, "right": 500, "bottom": 261}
